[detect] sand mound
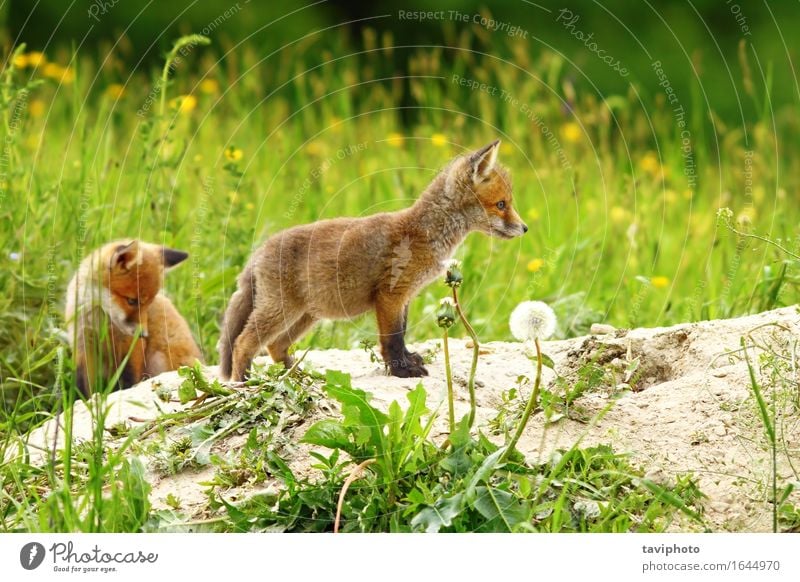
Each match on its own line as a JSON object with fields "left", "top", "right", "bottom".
{"left": 19, "top": 306, "right": 800, "bottom": 531}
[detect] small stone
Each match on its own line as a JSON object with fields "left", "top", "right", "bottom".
{"left": 644, "top": 467, "right": 671, "bottom": 487}
{"left": 711, "top": 369, "right": 728, "bottom": 378}
{"left": 591, "top": 323, "right": 616, "bottom": 335}
{"left": 709, "top": 501, "right": 730, "bottom": 513}
{"left": 713, "top": 424, "right": 727, "bottom": 437}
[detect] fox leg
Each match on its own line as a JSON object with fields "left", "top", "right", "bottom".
{"left": 267, "top": 313, "right": 317, "bottom": 368}
{"left": 376, "top": 295, "right": 428, "bottom": 378}
{"left": 400, "top": 304, "right": 425, "bottom": 367}
{"left": 116, "top": 336, "right": 146, "bottom": 390}
{"left": 231, "top": 306, "right": 287, "bottom": 381}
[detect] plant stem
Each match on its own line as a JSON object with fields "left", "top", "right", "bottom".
{"left": 741, "top": 337, "right": 777, "bottom": 532}
{"left": 442, "top": 330, "right": 455, "bottom": 435}
{"left": 452, "top": 287, "right": 478, "bottom": 429}
{"left": 334, "top": 459, "right": 376, "bottom": 533}
{"left": 723, "top": 220, "right": 800, "bottom": 260}
{"left": 501, "top": 338, "right": 543, "bottom": 463}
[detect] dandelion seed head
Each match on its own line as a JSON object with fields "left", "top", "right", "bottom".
{"left": 509, "top": 300, "right": 557, "bottom": 341}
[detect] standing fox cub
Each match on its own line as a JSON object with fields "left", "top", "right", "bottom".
{"left": 66, "top": 240, "right": 203, "bottom": 396}
{"left": 219, "top": 140, "right": 526, "bottom": 380}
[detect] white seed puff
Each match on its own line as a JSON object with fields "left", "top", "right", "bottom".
{"left": 509, "top": 300, "right": 557, "bottom": 341}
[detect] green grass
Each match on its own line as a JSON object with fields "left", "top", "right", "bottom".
{"left": 0, "top": 32, "right": 797, "bottom": 453}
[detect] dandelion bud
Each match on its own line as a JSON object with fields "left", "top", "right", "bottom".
{"left": 443, "top": 258, "right": 463, "bottom": 288}
{"left": 437, "top": 297, "right": 456, "bottom": 328}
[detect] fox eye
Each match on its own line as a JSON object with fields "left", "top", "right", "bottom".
{"left": 126, "top": 297, "right": 139, "bottom": 306}
{"left": 496, "top": 200, "right": 506, "bottom": 210}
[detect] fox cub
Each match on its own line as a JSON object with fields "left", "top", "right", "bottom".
{"left": 218, "top": 140, "right": 526, "bottom": 381}
{"left": 65, "top": 240, "right": 202, "bottom": 395}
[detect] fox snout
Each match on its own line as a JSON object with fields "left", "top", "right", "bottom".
{"left": 507, "top": 209, "right": 528, "bottom": 236}
{"left": 490, "top": 209, "right": 528, "bottom": 239}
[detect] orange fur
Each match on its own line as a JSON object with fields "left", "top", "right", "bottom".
{"left": 65, "top": 240, "right": 202, "bottom": 395}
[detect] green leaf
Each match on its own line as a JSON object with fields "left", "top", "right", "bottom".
{"left": 177, "top": 380, "right": 197, "bottom": 404}
{"left": 387, "top": 401, "right": 403, "bottom": 452}
{"left": 324, "top": 370, "right": 388, "bottom": 458}
{"left": 471, "top": 486, "right": 530, "bottom": 532}
{"left": 541, "top": 353, "right": 556, "bottom": 370}
{"left": 301, "top": 419, "right": 351, "bottom": 450}
{"left": 410, "top": 493, "right": 465, "bottom": 532}
{"left": 640, "top": 479, "right": 702, "bottom": 522}
{"left": 439, "top": 416, "right": 472, "bottom": 475}
{"left": 449, "top": 414, "right": 471, "bottom": 448}
{"left": 465, "top": 448, "right": 506, "bottom": 502}
{"left": 402, "top": 383, "right": 430, "bottom": 437}
{"left": 189, "top": 423, "right": 214, "bottom": 447}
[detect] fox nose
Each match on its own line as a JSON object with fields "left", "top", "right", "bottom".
{"left": 522, "top": 223, "right": 529, "bottom": 234}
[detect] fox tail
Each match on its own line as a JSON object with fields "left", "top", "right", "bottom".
{"left": 218, "top": 264, "right": 255, "bottom": 379}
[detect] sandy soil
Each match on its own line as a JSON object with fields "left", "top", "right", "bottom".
{"left": 19, "top": 306, "right": 800, "bottom": 531}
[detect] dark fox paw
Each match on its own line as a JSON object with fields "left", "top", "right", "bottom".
{"left": 404, "top": 350, "right": 426, "bottom": 367}
{"left": 389, "top": 357, "right": 429, "bottom": 378}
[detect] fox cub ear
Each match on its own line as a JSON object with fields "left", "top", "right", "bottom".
{"left": 162, "top": 247, "right": 189, "bottom": 269}
{"left": 112, "top": 240, "right": 141, "bottom": 272}
{"left": 469, "top": 139, "right": 500, "bottom": 183}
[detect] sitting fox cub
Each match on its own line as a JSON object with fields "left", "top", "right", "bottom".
{"left": 66, "top": 240, "right": 202, "bottom": 395}
{"left": 219, "top": 140, "right": 527, "bottom": 380}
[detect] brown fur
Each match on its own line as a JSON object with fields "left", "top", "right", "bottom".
{"left": 218, "top": 140, "right": 527, "bottom": 380}
{"left": 65, "top": 240, "right": 203, "bottom": 396}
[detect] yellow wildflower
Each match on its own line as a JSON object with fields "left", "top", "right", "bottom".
{"left": 170, "top": 95, "right": 197, "bottom": 114}
{"left": 527, "top": 207, "right": 540, "bottom": 222}
{"left": 28, "top": 99, "right": 45, "bottom": 118}
{"left": 500, "top": 141, "right": 514, "bottom": 156}
{"left": 639, "top": 152, "right": 662, "bottom": 177}
{"left": 105, "top": 84, "right": 125, "bottom": 99}
{"left": 225, "top": 146, "right": 243, "bottom": 162}
{"left": 13, "top": 54, "right": 28, "bottom": 68}
{"left": 29, "top": 51, "right": 46, "bottom": 66}
{"left": 609, "top": 206, "right": 629, "bottom": 224}
{"left": 650, "top": 276, "right": 669, "bottom": 289}
{"left": 386, "top": 132, "right": 404, "bottom": 147}
{"left": 199, "top": 78, "right": 219, "bottom": 94}
{"left": 527, "top": 258, "right": 545, "bottom": 273}
{"left": 42, "top": 63, "right": 61, "bottom": 81}
{"left": 560, "top": 122, "right": 581, "bottom": 143}
{"left": 431, "top": 133, "right": 447, "bottom": 147}
{"left": 42, "top": 63, "right": 73, "bottom": 83}
{"left": 305, "top": 140, "right": 325, "bottom": 156}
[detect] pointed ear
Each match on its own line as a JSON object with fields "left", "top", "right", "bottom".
{"left": 470, "top": 139, "right": 501, "bottom": 183}
{"left": 162, "top": 247, "right": 189, "bottom": 269}
{"left": 111, "top": 241, "right": 141, "bottom": 272}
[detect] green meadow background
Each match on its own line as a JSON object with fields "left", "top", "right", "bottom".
{"left": 0, "top": 1, "right": 797, "bottom": 425}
